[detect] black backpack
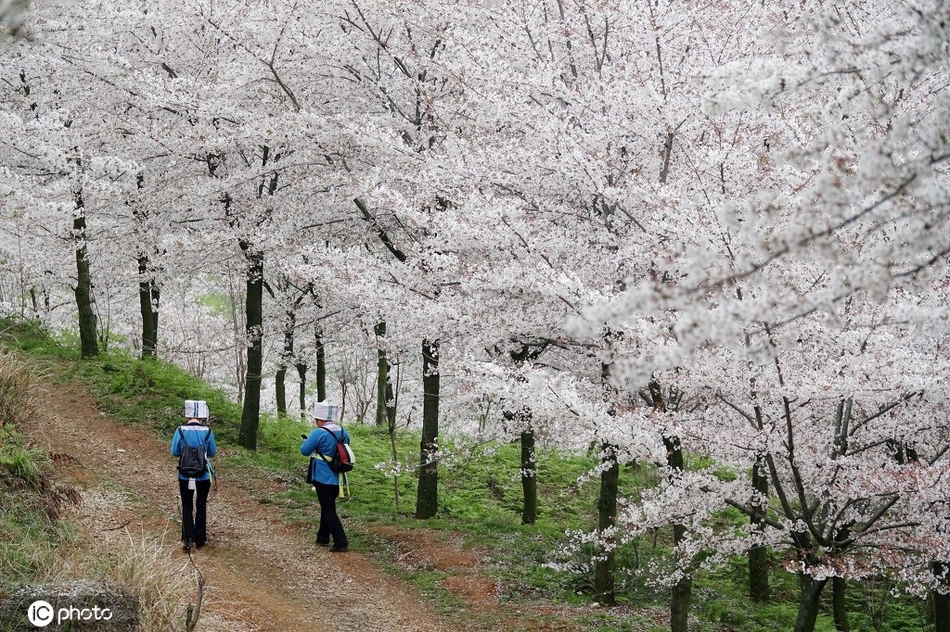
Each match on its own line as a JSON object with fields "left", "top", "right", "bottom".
{"left": 177, "top": 427, "right": 210, "bottom": 478}
{"left": 319, "top": 427, "right": 354, "bottom": 474}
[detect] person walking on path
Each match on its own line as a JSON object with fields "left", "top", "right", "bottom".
{"left": 171, "top": 399, "right": 217, "bottom": 552}
{"left": 301, "top": 400, "right": 351, "bottom": 552}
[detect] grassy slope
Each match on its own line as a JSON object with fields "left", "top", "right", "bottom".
{"left": 0, "top": 322, "right": 194, "bottom": 632}
{"left": 0, "top": 319, "right": 931, "bottom": 632}
{"left": 0, "top": 331, "right": 69, "bottom": 593}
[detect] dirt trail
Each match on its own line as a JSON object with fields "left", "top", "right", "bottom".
{"left": 24, "top": 379, "right": 463, "bottom": 632}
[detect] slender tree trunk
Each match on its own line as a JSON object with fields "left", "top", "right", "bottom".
{"left": 133, "top": 174, "right": 158, "bottom": 360}
{"left": 238, "top": 246, "right": 263, "bottom": 450}
{"left": 275, "top": 371, "right": 287, "bottom": 415}
{"left": 137, "top": 256, "right": 159, "bottom": 358}
{"left": 150, "top": 283, "right": 159, "bottom": 355}
{"left": 749, "top": 456, "right": 770, "bottom": 601}
{"left": 521, "top": 427, "right": 537, "bottom": 525}
{"left": 276, "top": 312, "right": 295, "bottom": 417}
{"left": 385, "top": 365, "right": 396, "bottom": 427}
{"left": 386, "top": 353, "right": 400, "bottom": 505}
{"left": 795, "top": 575, "right": 828, "bottom": 632}
{"left": 832, "top": 577, "right": 849, "bottom": 632}
{"left": 647, "top": 378, "right": 692, "bottom": 631}
{"left": 933, "top": 562, "right": 950, "bottom": 632}
{"left": 594, "top": 442, "right": 618, "bottom": 605}
{"left": 73, "top": 191, "right": 98, "bottom": 358}
{"left": 415, "top": 339, "right": 439, "bottom": 519}
{"left": 666, "top": 435, "right": 691, "bottom": 632}
{"left": 315, "top": 329, "right": 326, "bottom": 401}
{"left": 375, "top": 321, "right": 391, "bottom": 427}
{"left": 237, "top": 146, "right": 278, "bottom": 448}
{"left": 275, "top": 366, "right": 287, "bottom": 415}
{"left": 296, "top": 362, "right": 307, "bottom": 420}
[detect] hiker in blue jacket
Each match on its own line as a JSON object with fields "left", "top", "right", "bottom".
{"left": 171, "top": 399, "right": 217, "bottom": 552}
{"left": 300, "top": 400, "right": 350, "bottom": 552}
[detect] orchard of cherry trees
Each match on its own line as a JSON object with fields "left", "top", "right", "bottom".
{"left": 1, "top": 1, "right": 949, "bottom": 630}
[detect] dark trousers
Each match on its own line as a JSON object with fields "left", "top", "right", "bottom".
{"left": 179, "top": 479, "right": 211, "bottom": 545}
{"left": 314, "top": 482, "right": 347, "bottom": 547}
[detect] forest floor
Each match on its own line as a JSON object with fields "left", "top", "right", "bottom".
{"left": 22, "top": 375, "right": 598, "bottom": 631}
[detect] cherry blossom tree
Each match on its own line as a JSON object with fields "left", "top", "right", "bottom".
{"left": 565, "top": 1, "right": 950, "bottom": 629}
{"left": 3, "top": 2, "right": 949, "bottom": 629}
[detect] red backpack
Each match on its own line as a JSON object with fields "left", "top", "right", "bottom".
{"left": 319, "top": 427, "right": 355, "bottom": 473}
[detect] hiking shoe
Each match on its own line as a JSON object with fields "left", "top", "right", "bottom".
{"left": 330, "top": 544, "right": 349, "bottom": 553}
{"left": 316, "top": 540, "right": 329, "bottom": 547}
{"left": 182, "top": 541, "right": 193, "bottom": 553}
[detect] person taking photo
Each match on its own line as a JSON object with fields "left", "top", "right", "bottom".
{"left": 300, "top": 400, "right": 351, "bottom": 552}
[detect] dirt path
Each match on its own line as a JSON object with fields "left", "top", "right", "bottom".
{"left": 24, "top": 379, "right": 463, "bottom": 632}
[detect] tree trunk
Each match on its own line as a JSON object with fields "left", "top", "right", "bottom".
{"left": 670, "top": 531, "right": 691, "bottom": 630}
{"left": 938, "top": 592, "right": 950, "bottom": 632}
{"left": 648, "top": 378, "right": 692, "bottom": 630}
{"left": 275, "top": 366, "right": 287, "bottom": 415}
{"left": 375, "top": 321, "right": 390, "bottom": 427}
{"left": 73, "top": 191, "right": 98, "bottom": 359}
{"left": 594, "top": 443, "right": 618, "bottom": 605}
{"left": 296, "top": 362, "right": 307, "bottom": 420}
{"left": 933, "top": 562, "right": 950, "bottom": 632}
{"left": 384, "top": 365, "right": 397, "bottom": 428}
{"left": 276, "top": 311, "right": 295, "bottom": 417}
{"left": 415, "top": 339, "right": 439, "bottom": 519}
{"left": 137, "top": 256, "right": 159, "bottom": 359}
{"left": 794, "top": 575, "right": 828, "bottom": 632}
{"left": 521, "top": 428, "right": 537, "bottom": 525}
{"left": 749, "top": 456, "right": 770, "bottom": 602}
{"left": 149, "top": 283, "right": 159, "bottom": 355}
{"left": 238, "top": 246, "right": 263, "bottom": 450}
{"left": 237, "top": 145, "right": 278, "bottom": 448}
{"left": 832, "top": 576, "right": 849, "bottom": 632}
{"left": 316, "top": 329, "right": 327, "bottom": 401}
{"left": 133, "top": 174, "right": 158, "bottom": 360}
{"left": 666, "top": 435, "right": 691, "bottom": 632}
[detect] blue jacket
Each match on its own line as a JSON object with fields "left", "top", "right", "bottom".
{"left": 300, "top": 423, "right": 351, "bottom": 485}
{"left": 171, "top": 422, "right": 217, "bottom": 481}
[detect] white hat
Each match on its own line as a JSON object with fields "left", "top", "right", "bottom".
{"left": 312, "top": 400, "right": 341, "bottom": 422}
{"left": 185, "top": 400, "right": 210, "bottom": 419}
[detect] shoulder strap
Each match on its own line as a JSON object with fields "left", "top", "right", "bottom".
{"left": 178, "top": 426, "right": 210, "bottom": 448}
{"left": 318, "top": 427, "right": 340, "bottom": 466}
{"left": 321, "top": 426, "right": 342, "bottom": 443}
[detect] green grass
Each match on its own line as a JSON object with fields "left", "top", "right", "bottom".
{"left": 0, "top": 319, "right": 938, "bottom": 631}
{"left": 0, "top": 359, "right": 75, "bottom": 595}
